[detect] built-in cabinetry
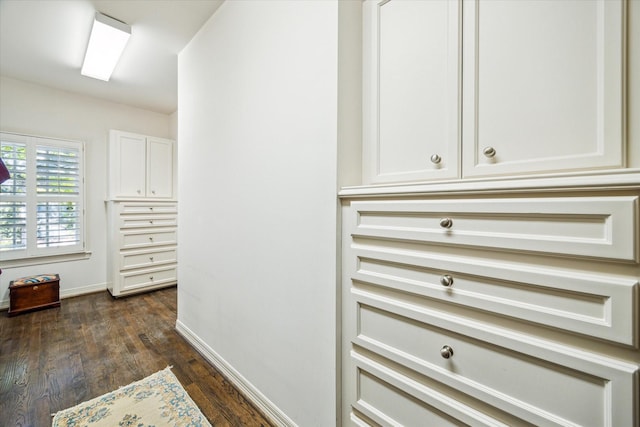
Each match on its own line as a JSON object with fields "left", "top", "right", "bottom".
{"left": 363, "top": 0, "right": 625, "bottom": 184}
{"left": 106, "top": 130, "right": 177, "bottom": 297}
{"left": 108, "top": 130, "right": 175, "bottom": 199}
{"left": 340, "top": 186, "right": 639, "bottom": 426}
{"left": 343, "top": 0, "right": 639, "bottom": 425}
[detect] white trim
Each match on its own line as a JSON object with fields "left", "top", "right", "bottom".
{"left": 340, "top": 169, "right": 640, "bottom": 198}
{"left": 175, "top": 320, "right": 298, "bottom": 427}
{"left": 1, "top": 250, "right": 92, "bottom": 268}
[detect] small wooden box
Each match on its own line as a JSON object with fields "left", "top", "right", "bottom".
{"left": 8, "top": 274, "right": 60, "bottom": 317}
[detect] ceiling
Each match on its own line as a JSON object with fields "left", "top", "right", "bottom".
{"left": 0, "top": 0, "right": 224, "bottom": 114}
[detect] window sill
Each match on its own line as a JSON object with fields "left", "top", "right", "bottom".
{"left": 1, "top": 251, "right": 92, "bottom": 269}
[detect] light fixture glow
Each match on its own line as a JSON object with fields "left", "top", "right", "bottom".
{"left": 81, "top": 12, "right": 131, "bottom": 81}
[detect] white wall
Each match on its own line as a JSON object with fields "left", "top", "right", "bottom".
{"left": 177, "top": 1, "right": 342, "bottom": 425}
{"left": 0, "top": 76, "right": 171, "bottom": 306}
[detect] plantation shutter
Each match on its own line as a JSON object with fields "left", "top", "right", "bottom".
{"left": 0, "top": 132, "right": 84, "bottom": 259}
{"left": 0, "top": 139, "right": 27, "bottom": 251}
{"left": 36, "top": 145, "right": 81, "bottom": 248}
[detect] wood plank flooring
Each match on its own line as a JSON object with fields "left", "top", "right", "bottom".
{"left": 0, "top": 287, "right": 275, "bottom": 427}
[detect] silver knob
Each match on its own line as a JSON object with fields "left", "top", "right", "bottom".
{"left": 152, "top": 190, "right": 156, "bottom": 194}
{"left": 150, "top": 276, "right": 154, "bottom": 281}
{"left": 440, "top": 275, "right": 453, "bottom": 287}
{"left": 150, "top": 256, "right": 154, "bottom": 262}
{"left": 430, "top": 154, "right": 442, "bottom": 164}
{"left": 137, "top": 189, "right": 141, "bottom": 194}
{"left": 439, "top": 217, "right": 453, "bottom": 228}
{"left": 149, "top": 220, "right": 154, "bottom": 224}
{"left": 483, "top": 146, "right": 496, "bottom": 158}
{"left": 440, "top": 345, "right": 454, "bottom": 359}
{"left": 149, "top": 237, "right": 154, "bottom": 241}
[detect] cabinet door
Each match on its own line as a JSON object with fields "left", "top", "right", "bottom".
{"left": 363, "top": 0, "right": 461, "bottom": 184}
{"left": 110, "top": 131, "right": 147, "bottom": 198}
{"left": 462, "top": 0, "right": 625, "bottom": 178}
{"left": 146, "top": 137, "right": 174, "bottom": 198}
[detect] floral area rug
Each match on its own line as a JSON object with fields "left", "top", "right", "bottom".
{"left": 52, "top": 367, "right": 211, "bottom": 427}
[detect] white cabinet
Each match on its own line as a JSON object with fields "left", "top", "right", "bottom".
{"left": 363, "top": 0, "right": 460, "bottom": 183}
{"left": 107, "top": 201, "right": 178, "bottom": 297}
{"left": 109, "top": 130, "right": 175, "bottom": 199}
{"left": 364, "top": 0, "right": 626, "bottom": 184}
{"left": 461, "top": 0, "right": 625, "bottom": 178}
{"left": 340, "top": 190, "right": 640, "bottom": 426}
{"left": 348, "top": 1, "right": 638, "bottom": 425}
{"left": 106, "top": 129, "right": 178, "bottom": 297}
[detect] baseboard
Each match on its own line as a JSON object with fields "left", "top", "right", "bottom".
{"left": 175, "top": 319, "right": 297, "bottom": 427}
{"left": 0, "top": 282, "right": 107, "bottom": 310}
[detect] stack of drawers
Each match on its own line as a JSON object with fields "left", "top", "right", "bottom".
{"left": 341, "top": 191, "right": 639, "bottom": 426}
{"left": 107, "top": 201, "right": 178, "bottom": 297}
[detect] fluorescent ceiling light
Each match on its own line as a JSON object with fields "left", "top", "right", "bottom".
{"left": 81, "top": 12, "right": 131, "bottom": 81}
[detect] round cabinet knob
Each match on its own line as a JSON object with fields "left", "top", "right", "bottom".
{"left": 149, "top": 237, "right": 154, "bottom": 241}
{"left": 149, "top": 220, "right": 154, "bottom": 224}
{"left": 439, "top": 217, "right": 453, "bottom": 229}
{"left": 483, "top": 146, "right": 496, "bottom": 158}
{"left": 152, "top": 190, "right": 156, "bottom": 195}
{"left": 440, "top": 275, "right": 453, "bottom": 287}
{"left": 150, "top": 276, "right": 154, "bottom": 281}
{"left": 430, "top": 154, "right": 442, "bottom": 164}
{"left": 137, "top": 189, "right": 142, "bottom": 194}
{"left": 440, "top": 345, "right": 454, "bottom": 359}
{"left": 149, "top": 256, "right": 154, "bottom": 262}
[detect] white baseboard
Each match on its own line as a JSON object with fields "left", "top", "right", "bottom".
{"left": 175, "top": 319, "right": 297, "bottom": 427}
{"left": 0, "top": 282, "right": 107, "bottom": 310}
{"left": 60, "top": 282, "right": 107, "bottom": 300}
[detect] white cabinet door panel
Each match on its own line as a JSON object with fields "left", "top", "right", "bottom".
{"left": 364, "top": 0, "right": 461, "bottom": 183}
{"left": 110, "top": 132, "right": 146, "bottom": 197}
{"left": 462, "top": 0, "right": 625, "bottom": 177}
{"left": 146, "top": 137, "right": 174, "bottom": 198}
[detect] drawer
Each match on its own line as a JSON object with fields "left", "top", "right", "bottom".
{"left": 350, "top": 196, "right": 639, "bottom": 262}
{"left": 351, "top": 353, "right": 517, "bottom": 427}
{"left": 121, "top": 266, "right": 177, "bottom": 292}
{"left": 120, "top": 229, "right": 177, "bottom": 249}
{"left": 119, "top": 202, "right": 177, "bottom": 215}
{"left": 351, "top": 292, "right": 638, "bottom": 427}
{"left": 119, "top": 214, "right": 177, "bottom": 229}
{"left": 120, "top": 247, "right": 177, "bottom": 270}
{"left": 352, "top": 247, "right": 638, "bottom": 346}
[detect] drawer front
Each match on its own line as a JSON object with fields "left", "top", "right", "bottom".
{"left": 350, "top": 291, "right": 638, "bottom": 427}
{"left": 120, "top": 248, "right": 177, "bottom": 270}
{"left": 351, "top": 196, "right": 639, "bottom": 262}
{"left": 352, "top": 247, "right": 638, "bottom": 346}
{"left": 351, "top": 352, "right": 517, "bottom": 427}
{"left": 121, "top": 266, "right": 177, "bottom": 292}
{"left": 120, "top": 229, "right": 177, "bottom": 249}
{"left": 119, "top": 214, "right": 177, "bottom": 229}
{"left": 119, "top": 202, "right": 177, "bottom": 215}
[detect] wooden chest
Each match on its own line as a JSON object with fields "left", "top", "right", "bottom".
{"left": 8, "top": 274, "right": 60, "bottom": 317}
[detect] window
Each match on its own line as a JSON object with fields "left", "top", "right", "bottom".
{"left": 1, "top": 132, "right": 85, "bottom": 260}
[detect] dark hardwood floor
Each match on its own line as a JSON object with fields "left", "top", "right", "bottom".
{"left": 0, "top": 286, "right": 275, "bottom": 427}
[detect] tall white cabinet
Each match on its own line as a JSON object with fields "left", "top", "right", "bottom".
{"left": 343, "top": 1, "right": 639, "bottom": 425}
{"left": 106, "top": 130, "right": 178, "bottom": 297}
